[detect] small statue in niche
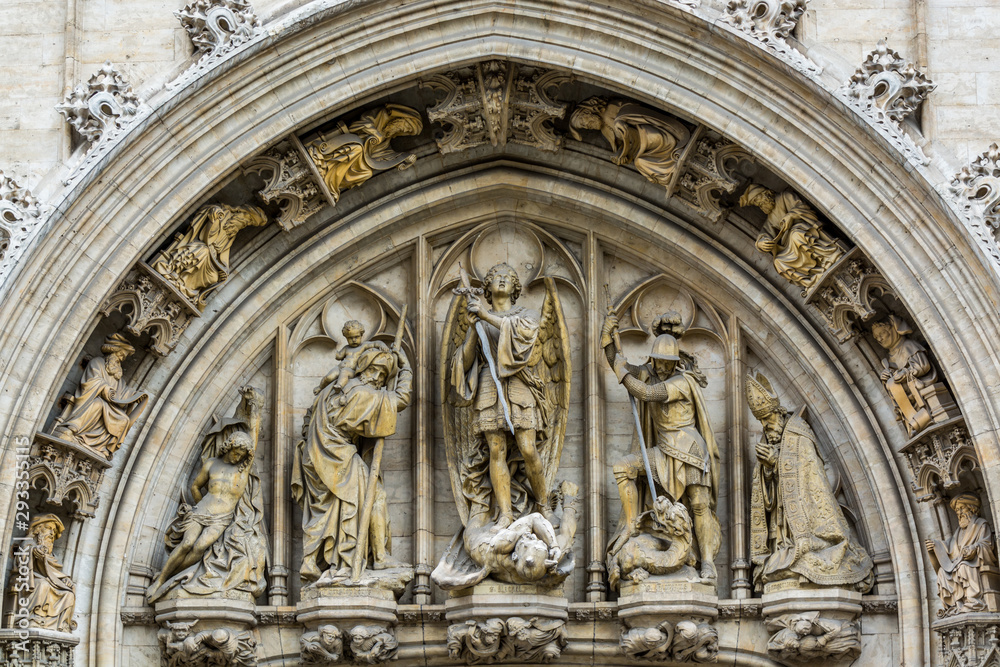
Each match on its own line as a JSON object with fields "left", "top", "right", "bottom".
{"left": 745, "top": 372, "right": 874, "bottom": 593}
{"left": 305, "top": 104, "right": 423, "bottom": 203}
{"left": 16, "top": 514, "right": 77, "bottom": 633}
{"left": 671, "top": 621, "right": 718, "bottom": 663}
{"left": 150, "top": 204, "right": 269, "bottom": 309}
{"left": 927, "top": 493, "right": 1000, "bottom": 616}
{"left": 293, "top": 337, "right": 412, "bottom": 588}
{"left": 51, "top": 333, "right": 148, "bottom": 459}
{"left": 569, "top": 97, "right": 691, "bottom": 189}
{"left": 871, "top": 315, "right": 959, "bottom": 437}
{"left": 301, "top": 625, "right": 344, "bottom": 664}
{"left": 765, "top": 613, "right": 861, "bottom": 662}
{"left": 601, "top": 313, "right": 721, "bottom": 584}
{"left": 147, "top": 386, "right": 267, "bottom": 603}
{"left": 738, "top": 184, "right": 845, "bottom": 291}
{"left": 435, "top": 264, "right": 574, "bottom": 589}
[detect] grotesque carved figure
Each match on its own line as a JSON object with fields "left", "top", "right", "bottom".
{"left": 620, "top": 622, "right": 673, "bottom": 660}
{"left": 305, "top": 105, "right": 422, "bottom": 203}
{"left": 569, "top": 97, "right": 691, "bottom": 189}
{"left": 147, "top": 386, "right": 267, "bottom": 603}
{"left": 150, "top": 204, "right": 269, "bottom": 309}
{"left": 872, "top": 315, "right": 958, "bottom": 437}
{"left": 447, "top": 619, "right": 506, "bottom": 664}
{"left": 436, "top": 265, "right": 573, "bottom": 589}
{"left": 504, "top": 617, "right": 568, "bottom": 663}
{"left": 765, "top": 613, "right": 861, "bottom": 663}
{"left": 293, "top": 341, "right": 412, "bottom": 586}
{"left": 608, "top": 495, "right": 695, "bottom": 590}
{"left": 347, "top": 625, "right": 398, "bottom": 664}
{"left": 158, "top": 623, "right": 257, "bottom": 667}
{"left": 18, "top": 514, "right": 77, "bottom": 633}
{"left": 927, "top": 493, "right": 1000, "bottom": 617}
{"left": 745, "top": 372, "right": 873, "bottom": 593}
{"left": 446, "top": 617, "right": 566, "bottom": 664}
{"left": 671, "top": 621, "right": 719, "bottom": 663}
{"left": 300, "top": 624, "right": 344, "bottom": 665}
{"left": 738, "top": 184, "right": 845, "bottom": 290}
{"left": 51, "top": 333, "right": 148, "bottom": 458}
{"left": 602, "top": 313, "right": 721, "bottom": 584}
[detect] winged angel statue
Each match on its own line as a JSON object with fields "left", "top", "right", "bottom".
{"left": 433, "top": 262, "right": 579, "bottom": 589}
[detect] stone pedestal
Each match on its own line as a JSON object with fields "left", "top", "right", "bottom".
{"left": 445, "top": 581, "right": 569, "bottom": 623}
{"left": 296, "top": 586, "right": 400, "bottom": 665}
{"left": 760, "top": 586, "right": 862, "bottom": 664}
{"left": 932, "top": 612, "right": 1000, "bottom": 667}
{"left": 29, "top": 431, "right": 112, "bottom": 519}
{"left": 0, "top": 628, "right": 78, "bottom": 667}
{"left": 616, "top": 577, "right": 720, "bottom": 663}
{"left": 297, "top": 585, "right": 398, "bottom": 628}
{"left": 153, "top": 598, "right": 258, "bottom": 667}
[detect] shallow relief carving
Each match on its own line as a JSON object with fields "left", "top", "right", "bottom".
{"left": 620, "top": 620, "right": 718, "bottom": 662}
{"left": 300, "top": 624, "right": 398, "bottom": 665}
{"left": 159, "top": 622, "right": 258, "bottom": 667}
{"left": 447, "top": 617, "right": 568, "bottom": 664}
{"left": 765, "top": 613, "right": 861, "bottom": 663}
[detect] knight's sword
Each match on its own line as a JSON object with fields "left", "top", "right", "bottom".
{"left": 605, "top": 285, "right": 657, "bottom": 496}
{"left": 457, "top": 262, "right": 516, "bottom": 436}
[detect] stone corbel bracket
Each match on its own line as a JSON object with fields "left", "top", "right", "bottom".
{"left": 99, "top": 261, "right": 201, "bottom": 356}
{"left": 0, "top": 170, "right": 49, "bottom": 287}
{"left": 947, "top": 143, "right": 1000, "bottom": 272}
{"left": 155, "top": 599, "right": 259, "bottom": 667}
{"left": 29, "top": 431, "right": 114, "bottom": 519}
{"left": 422, "top": 60, "right": 571, "bottom": 154}
{"left": 0, "top": 628, "right": 79, "bottom": 667}
{"left": 672, "top": 131, "right": 755, "bottom": 222}
{"left": 802, "top": 247, "right": 894, "bottom": 342}
{"left": 837, "top": 40, "right": 934, "bottom": 166}
{"left": 245, "top": 147, "right": 325, "bottom": 231}
{"left": 721, "top": 0, "right": 822, "bottom": 79}
{"left": 168, "top": 0, "right": 264, "bottom": 91}
{"left": 300, "top": 624, "right": 399, "bottom": 665}
{"left": 898, "top": 417, "right": 978, "bottom": 502}
{"left": 933, "top": 613, "right": 1000, "bottom": 667}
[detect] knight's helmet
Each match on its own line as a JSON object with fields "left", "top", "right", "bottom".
{"left": 745, "top": 371, "right": 782, "bottom": 420}
{"left": 648, "top": 333, "right": 681, "bottom": 362}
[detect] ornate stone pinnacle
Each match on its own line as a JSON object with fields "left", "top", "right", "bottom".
{"left": 175, "top": 0, "right": 261, "bottom": 55}
{"left": 843, "top": 40, "right": 935, "bottom": 125}
{"left": 56, "top": 61, "right": 142, "bottom": 145}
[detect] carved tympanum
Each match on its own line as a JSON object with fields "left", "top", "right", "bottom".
{"left": 149, "top": 204, "right": 269, "bottom": 310}
{"left": 745, "top": 372, "right": 873, "bottom": 593}
{"left": 147, "top": 386, "right": 267, "bottom": 603}
{"left": 927, "top": 493, "right": 1000, "bottom": 617}
{"left": 304, "top": 105, "right": 422, "bottom": 204}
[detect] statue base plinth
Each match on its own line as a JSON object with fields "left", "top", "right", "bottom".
{"left": 445, "top": 581, "right": 569, "bottom": 622}
{"left": 297, "top": 585, "right": 398, "bottom": 628}
{"left": 761, "top": 585, "right": 862, "bottom": 621}
{"left": 153, "top": 599, "right": 259, "bottom": 666}
{"left": 153, "top": 596, "right": 258, "bottom": 629}
{"left": 617, "top": 576, "right": 719, "bottom": 626}
{"left": 0, "top": 628, "right": 79, "bottom": 666}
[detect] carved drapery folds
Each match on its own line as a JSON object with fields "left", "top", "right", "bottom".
{"left": 56, "top": 61, "right": 142, "bottom": 146}
{"left": 722, "top": 0, "right": 820, "bottom": 78}
{"left": 765, "top": 613, "right": 861, "bottom": 663}
{"left": 11, "top": 515, "right": 78, "bottom": 633}
{"left": 245, "top": 148, "right": 325, "bottom": 231}
{"left": 447, "top": 617, "right": 568, "bottom": 664}
{"left": 422, "top": 61, "right": 571, "bottom": 153}
{"left": 176, "top": 0, "right": 261, "bottom": 55}
{"left": 949, "top": 143, "right": 1000, "bottom": 261}
{"left": 838, "top": 40, "right": 934, "bottom": 165}
{"left": 928, "top": 494, "right": 1000, "bottom": 617}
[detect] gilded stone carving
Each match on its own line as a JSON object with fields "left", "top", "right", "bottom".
{"left": 99, "top": 262, "right": 201, "bottom": 356}
{"left": 927, "top": 493, "right": 1000, "bottom": 617}
{"left": 147, "top": 386, "right": 267, "bottom": 603}
{"left": 745, "top": 372, "right": 873, "bottom": 593}
{"left": 304, "top": 105, "right": 422, "bottom": 204}
{"left": 50, "top": 334, "right": 149, "bottom": 458}
{"left": 245, "top": 148, "right": 324, "bottom": 231}
{"left": 738, "top": 184, "right": 845, "bottom": 291}
{"left": 176, "top": 0, "right": 261, "bottom": 55}
{"left": 447, "top": 617, "right": 567, "bottom": 664}
{"left": 422, "top": 61, "right": 570, "bottom": 153}
{"left": 569, "top": 98, "right": 691, "bottom": 191}
{"left": 602, "top": 314, "right": 721, "bottom": 585}
{"left": 158, "top": 622, "right": 257, "bottom": 667}
{"left": 900, "top": 422, "right": 978, "bottom": 501}
{"left": 949, "top": 143, "right": 1000, "bottom": 255}
{"left": 11, "top": 515, "right": 77, "bottom": 633}
{"left": 434, "top": 264, "right": 576, "bottom": 589}
{"left": 722, "top": 0, "right": 821, "bottom": 78}
{"left": 801, "top": 247, "right": 892, "bottom": 342}
{"left": 292, "top": 329, "right": 413, "bottom": 588}
{"left": 872, "top": 316, "right": 960, "bottom": 437}
{"left": 149, "top": 204, "right": 269, "bottom": 310}
{"left": 765, "top": 613, "right": 861, "bottom": 662}
{"left": 0, "top": 170, "right": 47, "bottom": 284}
{"left": 55, "top": 61, "right": 142, "bottom": 145}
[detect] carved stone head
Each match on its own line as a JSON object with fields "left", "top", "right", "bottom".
{"left": 483, "top": 262, "right": 522, "bottom": 305}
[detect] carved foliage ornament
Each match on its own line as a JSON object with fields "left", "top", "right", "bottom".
{"left": 176, "top": 0, "right": 261, "bottom": 55}
{"left": 422, "top": 61, "right": 571, "bottom": 153}
{"left": 56, "top": 61, "right": 142, "bottom": 145}
{"left": 950, "top": 143, "right": 1000, "bottom": 249}
{"left": 0, "top": 631, "right": 77, "bottom": 667}
{"left": 722, "top": 0, "right": 821, "bottom": 77}
{"left": 0, "top": 170, "right": 47, "bottom": 284}
{"left": 900, "top": 422, "right": 979, "bottom": 501}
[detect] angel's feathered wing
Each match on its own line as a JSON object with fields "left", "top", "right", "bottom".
{"left": 441, "top": 292, "right": 480, "bottom": 525}
{"left": 530, "top": 277, "right": 572, "bottom": 496}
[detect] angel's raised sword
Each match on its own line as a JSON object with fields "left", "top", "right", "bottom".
{"left": 456, "top": 262, "right": 516, "bottom": 436}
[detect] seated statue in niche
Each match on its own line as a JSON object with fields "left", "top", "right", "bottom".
{"left": 871, "top": 315, "right": 959, "bottom": 437}
{"left": 745, "top": 372, "right": 874, "bottom": 593}
{"left": 433, "top": 264, "right": 576, "bottom": 589}
{"left": 51, "top": 333, "right": 148, "bottom": 459}
{"left": 305, "top": 104, "right": 423, "bottom": 203}
{"left": 738, "top": 184, "right": 845, "bottom": 291}
{"left": 569, "top": 97, "right": 691, "bottom": 189}
{"left": 149, "top": 204, "right": 269, "bottom": 309}
{"left": 147, "top": 386, "right": 267, "bottom": 603}
{"left": 927, "top": 493, "right": 1000, "bottom": 617}
{"left": 601, "top": 313, "right": 721, "bottom": 585}
{"left": 292, "top": 339, "right": 413, "bottom": 589}
{"left": 765, "top": 613, "right": 861, "bottom": 662}
{"left": 17, "top": 514, "right": 76, "bottom": 633}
